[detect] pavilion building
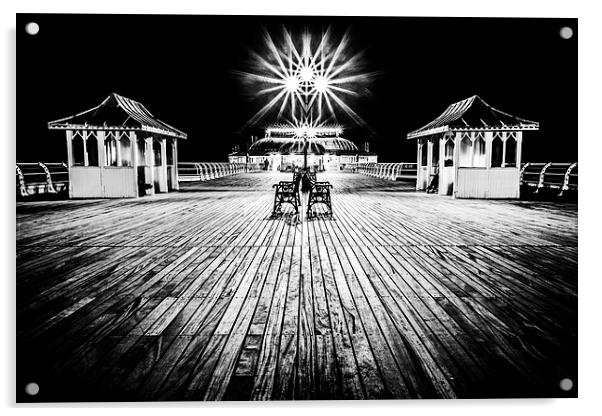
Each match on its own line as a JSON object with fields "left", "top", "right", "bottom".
{"left": 229, "top": 126, "right": 377, "bottom": 171}
{"left": 48, "top": 93, "right": 186, "bottom": 198}
{"left": 407, "top": 95, "right": 539, "bottom": 199}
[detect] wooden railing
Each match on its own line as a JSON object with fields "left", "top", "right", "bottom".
{"left": 520, "top": 162, "right": 577, "bottom": 195}
{"left": 351, "top": 162, "right": 418, "bottom": 181}
{"left": 177, "top": 162, "right": 262, "bottom": 182}
{"left": 16, "top": 162, "right": 69, "bottom": 197}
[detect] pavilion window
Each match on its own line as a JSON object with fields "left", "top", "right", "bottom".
{"left": 137, "top": 138, "right": 146, "bottom": 165}
{"left": 166, "top": 140, "right": 174, "bottom": 165}
{"left": 105, "top": 132, "right": 119, "bottom": 166}
{"left": 444, "top": 139, "right": 454, "bottom": 166}
{"left": 431, "top": 139, "right": 439, "bottom": 166}
{"left": 491, "top": 133, "right": 503, "bottom": 167}
{"left": 86, "top": 132, "right": 98, "bottom": 166}
{"left": 459, "top": 134, "right": 472, "bottom": 167}
{"left": 119, "top": 134, "right": 132, "bottom": 167}
{"left": 72, "top": 131, "right": 85, "bottom": 166}
{"left": 153, "top": 139, "right": 162, "bottom": 166}
{"left": 420, "top": 142, "right": 428, "bottom": 166}
{"left": 505, "top": 133, "right": 517, "bottom": 167}
{"left": 473, "top": 133, "right": 486, "bottom": 167}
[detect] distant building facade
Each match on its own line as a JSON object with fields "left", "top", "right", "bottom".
{"left": 229, "top": 127, "right": 377, "bottom": 171}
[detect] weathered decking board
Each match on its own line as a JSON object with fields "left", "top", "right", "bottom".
{"left": 16, "top": 172, "right": 577, "bottom": 401}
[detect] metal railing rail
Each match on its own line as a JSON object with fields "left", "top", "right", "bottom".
{"left": 177, "top": 162, "right": 262, "bottom": 182}
{"left": 16, "top": 162, "right": 68, "bottom": 197}
{"left": 520, "top": 162, "right": 577, "bottom": 195}
{"left": 351, "top": 162, "right": 418, "bottom": 181}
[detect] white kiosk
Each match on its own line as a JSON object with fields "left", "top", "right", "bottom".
{"left": 48, "top": 93, "right": 186, "bottom": 198}
{"left": 407, "top": 95, "right": 538, "bottom": 199}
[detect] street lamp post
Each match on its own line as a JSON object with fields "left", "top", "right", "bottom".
{"left": 301, "top": 133, "right": 311, "bottom": 192}
{"left": 303, "top": 135, "right": 308, "bottom": 170}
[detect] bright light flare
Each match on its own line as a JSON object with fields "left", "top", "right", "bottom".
{"left": 240, "top": 26, "right": 377, "bottom": 130}
{"left": 299, "top": 66, "right": 314, "bottom": 81}
{"left": 285, "top": 76, "right": 299, "bottom": 93}
{"left": 314, "top": 75, "right": 329, "bottom": 93}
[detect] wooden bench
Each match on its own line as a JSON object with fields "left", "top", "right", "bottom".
{"left": 305, "top": 171, "right": 333, "bottom": 217}
{"left": 272, "top": 171, "right": 301, "bottom": 214}
{"left": 426, "top": 171, "right": 439, "bottom": 193}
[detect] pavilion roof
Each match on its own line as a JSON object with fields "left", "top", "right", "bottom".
{"left": 279, "top": 140, "right": 326, "bottom": 155}
{"left": 406, "top": 95, "right": 538, "bottom": 139}
{"left": 248, "top": 136, "right": 360, "bottom": 156}
{"left": 48, "top": 93, "right": 187, "bottom": 139}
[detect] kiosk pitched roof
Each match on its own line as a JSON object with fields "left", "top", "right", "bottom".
{"left": 407, "top": 95, "right": 538, "bottom": 139}
{"left": 48, "top": 93, "right": 187, "bottom": 139}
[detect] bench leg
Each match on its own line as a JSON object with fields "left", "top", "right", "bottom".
{"left": 273, "top": 192, "right": 301, "bottom": 215}
{"left": 306, "top": 193, "right": 333, "bottom": 217}
{"left": 273, "top": 196, "right": 282, "bottom": 214}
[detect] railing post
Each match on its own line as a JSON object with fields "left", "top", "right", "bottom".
{"left": 198, "top": 163, "right": 205, "bottom": 180}
{"left": 16, "top": 165, "right": 28, "bottom": 197}
{"left": 559, "top": 162, "right": 577, "bottom": 196}
{"left": 194, "top": 163, "right": 201, "bottom": 181}
{"left": 535, "top": 162, "right": 552, "bottom": 193}
{"left": 38, "top": 162, "right": 57, "bottom": 194}
{"left": 519, "top": 162, "right": 530, "bottom": 185}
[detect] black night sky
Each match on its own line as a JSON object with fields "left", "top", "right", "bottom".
{"left": 17, "top": 14, "right": 577, "bottom": 163}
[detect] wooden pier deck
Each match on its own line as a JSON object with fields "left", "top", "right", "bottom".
{"left": 16, "top": 172, "right": 578, "bottom": 401}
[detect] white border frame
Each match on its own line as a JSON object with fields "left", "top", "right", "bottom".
{"left": 2, "top": 1, "right": 599, "bottom": 415}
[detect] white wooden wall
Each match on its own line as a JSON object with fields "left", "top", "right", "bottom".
{"left": 69, "top": 167, "right": 102, "bottom": 198}
{"left": 456, "top": 167, "right": 520, "bottom": 198}
{"left": 102, "top": 168, "right": 137, "bottom": 197}
{"left": 440, "top": 166, "right": 455, "bottom": 195}
{"left": 66, "top": 130, "right": 179, "bottom": 198}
